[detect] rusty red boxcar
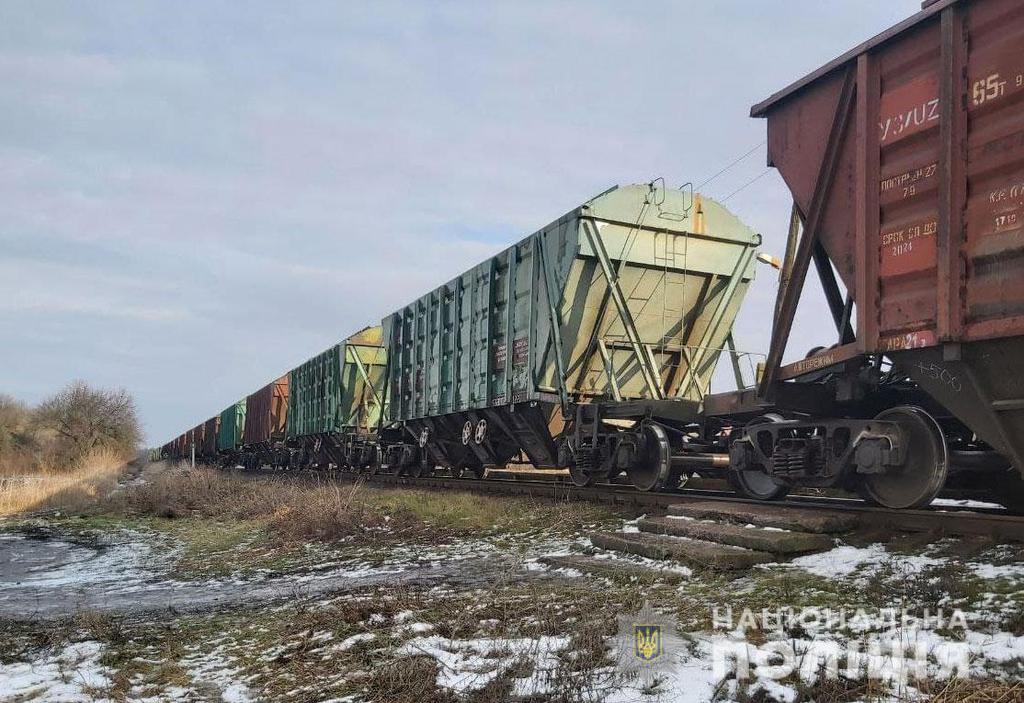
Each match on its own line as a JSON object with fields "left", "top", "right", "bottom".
{"left": 243, "top": 375, "right": 289, "bottom": 446}
{"left": 239, "top": 376, "right": 289, "bottom": 468}
{"left": 201, "top": 415, "right": 219, "bottom": 459}
{"left": 711, "top": 0, "right": 1024, "bottom": 510}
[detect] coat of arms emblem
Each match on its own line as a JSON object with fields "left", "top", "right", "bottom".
{"left": 634, "top": 623, "right": 662, "bottom": 661}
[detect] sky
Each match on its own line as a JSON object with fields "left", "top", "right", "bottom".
{"left": 1, "top": 1, "right": 924, "bottom": 445}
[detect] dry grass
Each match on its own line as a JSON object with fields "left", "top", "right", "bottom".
{"left": 117, "top": 465, "right": 397, "bottom": 542}
{"left": 785, "top": 676, "right": 1024, "bottom": 703}
{"left": 926, "top": 679, "right": 1024, "bottom": 702}
{"left": 0, "top": 447, "right": 132, "bottom": 517}
{"left": 114, "top": 464, "right": 617, "bottom": 546}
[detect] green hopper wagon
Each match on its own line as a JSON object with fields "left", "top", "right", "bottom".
{"left": 217, "top": 400, "right": 247, "bottom": 454}
{"left": 382, "top": 183, "right": 763, "bottom": 489}
{"left": 285, "top": 326, "right": 388, "bottom": 468}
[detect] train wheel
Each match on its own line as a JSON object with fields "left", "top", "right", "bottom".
{"left": 451, "top": 464, "right": 465, "bottom": 479}
{"left": 729, "top": 414, "right": 790, "bottom": 501}
{"left": 861, "top": 406, "right": 948, "bottom": 510}
{"left": 626, "top": 424, "right": 673, "bottom": 492}
{"left": 728, "top": 469, "right": 790, "bottom": 501}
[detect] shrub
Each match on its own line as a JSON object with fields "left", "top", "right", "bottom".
{"left": 34, "top": 381, "right": 141, "bottom": 469}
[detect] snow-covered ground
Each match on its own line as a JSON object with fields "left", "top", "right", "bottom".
{"left": 2, "top": 514, "right": 1022, "bottom": 702}
{"left": 0, "top": 641, "right": 112, "bottom": 702}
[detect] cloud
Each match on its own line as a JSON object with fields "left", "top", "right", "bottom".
{"left": 0, "top": 0, "right": 921, "bottom": 442}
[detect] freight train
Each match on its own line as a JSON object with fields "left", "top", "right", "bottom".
{"left": 163, "top": 0, "right": 1024, "bottom": 512}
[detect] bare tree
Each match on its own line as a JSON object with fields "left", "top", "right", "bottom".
{"left": 35, "top": 381, "right": 141, "bottom": 466}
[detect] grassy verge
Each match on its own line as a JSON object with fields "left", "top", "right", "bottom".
{"left": 0, "top": 464, "right": 621, "bottom": 578}
{"left": 0, "top": 448, "right": 134, "bottom": 517}
{"left": 112, "top": 464, "right": 618, "bottom": 545}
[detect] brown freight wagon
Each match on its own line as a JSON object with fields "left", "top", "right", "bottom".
{"left": 241, "top": 375, "right": 289, "bottom": 468}
{"left": 174, "top": 433, "right": 187, "bottom": 461}
{"left": 707, "top": 0, "right": 1024, "bottom": 510}
{"left": 191, "top": 423, "right": 205, "bottom": 459}
{"left": 200, "top": 415, "right": 219, "bottom": 459}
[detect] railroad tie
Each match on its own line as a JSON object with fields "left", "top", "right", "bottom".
{"left": 666, "top": 501, "right": 860, "bottom": 534}
{"left": 637, "top": 516, "right": 833, "bottom": 555}
{"left": 588, "top": 531, "right": 773, "bottom": 571}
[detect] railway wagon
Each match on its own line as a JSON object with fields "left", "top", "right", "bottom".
{"left": 382, "top": 183, "right": 764, "bottom": 490}
{"left": 200, "top": 415, "right": 219, "bottom": 459}
{"left": 173, "top": 433, "right": 187, "bottom": 461}
{"left": 709, "top": 0, "right": 1024, "bottom": 509}
{"left": 217, "top": 400, "right": 247, "bottom": 460}
{"left": 241, "top": 376, "right": 289, "bottom": 469}
{"left": 285, "top": 326, "right": 387, "bottom": 470}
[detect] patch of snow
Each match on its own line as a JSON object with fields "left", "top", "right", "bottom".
{"left": 785, "top": 544, "right": 944, "bottom": 578}
{"left": 293, "top": 563, "right": 403, "bottom": 583}
{"left": 550, "top": 567, "right": 584, "bottom": 578}
{"left": 620, "top": 515, "right": 646, "bottom": 534}
{"left": 970, "top": 561, "right": 1024, "bottom": 579}
{"left": 181, "top": 645, "right": 254, "bottom": 703}
{"left": 591, "top": 549, "right": 692, "bottom": 577}
{"left": 603, "top": 633, "right": 747, "bottom": 703}
{"left": 397, "top": 634, "right": 569, "bottom": 696}
{"left": 747, "top": 677, "right": 798, "bottom": 703}
{"left": 337, "top": 633, "right": 376, "bottom": 651}
{"left": 0, "top": 641, "right": 112, "bottom": 702}
{"left": 393, "top": 609, "right": 416, "bottom": 623}
{"left": 931, "top": 498, "right": 1004, "bottom": 510}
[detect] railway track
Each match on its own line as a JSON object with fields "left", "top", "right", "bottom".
{"left": 248, "top": 467, "right": 1024, "bottom": 542}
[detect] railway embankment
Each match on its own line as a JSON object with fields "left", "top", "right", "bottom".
{"left": 2, "top": 462, "right": 1024, "bottom": 701}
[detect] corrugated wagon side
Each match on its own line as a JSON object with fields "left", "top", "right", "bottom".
{"left": 285, "top": 326, "right": 387, "bottom": 469}
{"left": 382, "top": 183, "right": 763, "bottom": 489}
{"left": 200, "top": 416, "right": 219, "bottom": 459}
{"left": 217, "top": 401, "right": 247, "bottom": 459}
{"left": 713, "top": 0, "right": 1024, "bottom": 509}
{"left": 241, "top": 375, "right": 289, "bottom": 468}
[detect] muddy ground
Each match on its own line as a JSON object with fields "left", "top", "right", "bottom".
{"left": 1, "top": 464, "right": 1024, "bottom": 702}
